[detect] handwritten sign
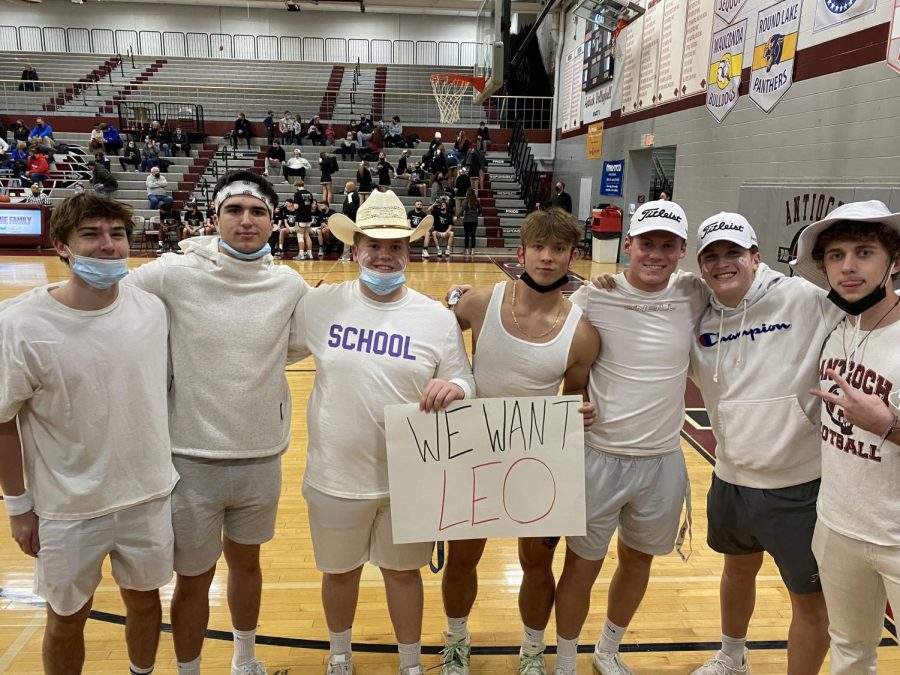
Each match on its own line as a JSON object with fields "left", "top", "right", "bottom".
{"left": 384, "top": 395, "right": 586, "bottom": 544}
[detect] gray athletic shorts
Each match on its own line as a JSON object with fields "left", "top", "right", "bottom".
{"left": 171, "top": 454, "right": 282, "bottom": 576}
{"left": 707, "top": 474, "right": 822, "bottom": 594}
{"left": 566, "top": 447, "right": 689, "bottom": 560}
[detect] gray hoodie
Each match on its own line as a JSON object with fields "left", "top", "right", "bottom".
{"left": 690, "top": 263, "right": 843, "bottom": 489}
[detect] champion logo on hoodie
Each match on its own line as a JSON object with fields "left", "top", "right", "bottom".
{"left": 698, "top": 321, "right": 792, "bottom": 347}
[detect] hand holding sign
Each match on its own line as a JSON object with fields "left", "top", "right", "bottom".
{"left": 811, "top": 369, "right": 895, "bottom": 437}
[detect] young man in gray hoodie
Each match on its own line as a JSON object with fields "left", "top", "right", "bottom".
{"left": 688, "top": 213, "right": 842, "bottom": 675}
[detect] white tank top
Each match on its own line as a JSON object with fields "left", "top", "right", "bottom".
{"left": 473, "top": 281, "right": 583, "bottom": 398}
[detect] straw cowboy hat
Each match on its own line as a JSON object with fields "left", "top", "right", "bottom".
{"left": 328, "top": 189, "right": 433, "bottom": 246}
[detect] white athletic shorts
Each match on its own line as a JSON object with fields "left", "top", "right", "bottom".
{"left": 34, "top": 495, "right": 174, "bottom": 616}
{"left": 172, "top": 454, "right": 282, "bottom": 576}
{"left": 302, "top": 483, "right": 433, "bottom": 574}
{"left": 566, "top": 447, "right": 689, "bottom": 560}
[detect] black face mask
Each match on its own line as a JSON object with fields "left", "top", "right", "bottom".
{"left": 826, "top": 266, "right": 892, "bottom": 315}
{"left": 520, "top": 270, "right": 570, "bottom": 293}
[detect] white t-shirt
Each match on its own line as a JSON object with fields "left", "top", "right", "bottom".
{"left": 817, "top": 318, "right": 900, "bottom": 546}
{"left": 293, "top": 281, "right": 475, "bottom": 499}
{"left": 569, "top": 270, "right": 708, "bottom": 457}
{"left": 0, "top": 283, "right": 178, "bottom": 520}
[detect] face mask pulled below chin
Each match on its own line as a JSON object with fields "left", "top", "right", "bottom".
{"left": 219, "top": 239, "right": 271, "bottom": 260}
{"left": 359, "top": 267, "right": 406, "bottom": 296}
{"left": 67, "top": 249, "right": 128, "bottom": 289}
{"left": 826, "top": 265, "right": 892, "bottom": 315}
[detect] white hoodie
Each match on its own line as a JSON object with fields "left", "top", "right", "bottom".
{"left": 690, "top": 264, "right": 843, "bottom": 489}
{"left": 126, "top": 236, "right": 309, "bottom": 458}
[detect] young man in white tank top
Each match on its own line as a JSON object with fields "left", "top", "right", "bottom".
{"left": 439, "top": 208, "right": 601, "bottom": 675}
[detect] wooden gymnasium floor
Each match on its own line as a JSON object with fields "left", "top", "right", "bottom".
{"left": 0, "top": 253, "right": 898, "bottom": 674}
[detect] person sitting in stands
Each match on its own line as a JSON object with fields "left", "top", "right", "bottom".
{"left": 11, "top": 141, "right": 29, "bottom": 178}
{"left": 19, "top": 63, "right": 40, "bottom": 91}
{"left": 340, "top": 132, "right": 358, "bottom": 160}
{"left": 171, "top": 128, "right": 191, "bottom": 157}
{"left": 266, "top": 140, "right": 286, "bottom": 178}
{"left": 182, "top": 201, "right": 209, "bottom": 239}
{"left": 28, "top": 118, "right": 54, "bottom": 150}
{"left": 23, "top": 151, "right": 49, "bottom": 187}
{"left": 386, "top": 116, "right": 404, "bottom": 147}
{"left": 146, "top": 167, "right": 173, "bottom": 210}
{"left": 307, "top": 116, "right": 325, "bottom": 146}
{"left": 93, "top": 151, "right": 111, "bottom": 172}
{"left": 119, "top": 140, "right": 141, "bottom": 172}
{"left": 89, "top": 125, "right": 106, "bottom": 154}
{"left": 156, "top": 201, "right": 183, "bottom": 255}
{"left": 408, "top": 160, "right": 427, "bottom": 198}
{"left": 476, "top": 121, "right": 490, "bottom": 151}
{"left": 12, "top": 120, "right": 30, "bottom": 144}
{"left": 356, "top": 113, "right": 374, "bottom": 148}
{"left": 263, "top": 111, "right": 276, "bottom": 146}
{"left": 283, "top": 149, "right": 310, "bottom": 185}
{"left": 232, "top": 112, "right": 252, "bottom": 150}
{"left": 315, "top": 200, "right": 338, "bottom": 258}
{"left": 325, "top": 124, "right": 336, "bottom": 145}
{"left": 293, "top": 116, "right": 306, "bottom": 147}
{"left": 87, "top": 160, "right": 118, "bottom": 196}
{"left": 140, "top": 139, "right": 161, "bottom": 173}
{"left": 101, "top": 122, "right": 123, "bottom": 156}
{"left": 147, "top": 121, "right": 170, "bottom": 156}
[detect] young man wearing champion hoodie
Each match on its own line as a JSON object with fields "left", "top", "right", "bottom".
{"left": 793, "top": 201, "right": 900, "bottom": 674}
{"left": 689, "top": 213, "right": 842, "bottom": 675}
{"left": 126, "top": 170, "right": 310, "bottom": 675}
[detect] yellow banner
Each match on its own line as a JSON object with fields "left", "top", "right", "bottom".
{"left": 586, "top": 122, "right": 604, "bottom": 159}
{"left": 752, "top": 31, "right": 798, "bottom": 71}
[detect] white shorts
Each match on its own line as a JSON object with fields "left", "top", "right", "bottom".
{"left": 34, "top": 496, "right": 174, "bottom": 616}
{"left": 302, "top": 483, "right": 433, "bottom": 573}
{"left": 172, "top": 454, "right": 282, "bottom": 576}
{"left": 566, "top": 448, "right": 689, "bottom": 560}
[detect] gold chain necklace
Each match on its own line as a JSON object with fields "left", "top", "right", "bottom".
{"left": 511, "top": 280, "right": 563, "bottom": 340}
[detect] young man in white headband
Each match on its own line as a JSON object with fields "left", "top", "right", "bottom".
{"left": 290, "top": 189, "right": 475, "bottom": 675}
{"left": 126, "top": 170, "right": 310, "bottom": 675}
{"left": 793, "top": 201, "right": 900, "bottom": 674}
{"left": 688, "top": 213, "right": 838, "bottom": 675}
{"left": 0, "top": 194, "right": 178, "bottom": 674}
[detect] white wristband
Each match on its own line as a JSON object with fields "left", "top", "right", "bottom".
{"left": 3, "top": 492, "right": 33, "bottom": 517}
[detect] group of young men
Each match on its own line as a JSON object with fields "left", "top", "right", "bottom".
{"left": 1, "top": 167, "right": 898, "bottom": 675}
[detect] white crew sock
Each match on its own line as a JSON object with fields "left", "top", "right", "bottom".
{"left": 447, "top": 615, "right": 469, "bottom": 641}
{"left": 129, "top": 663, "right": 153, "bottom": 675}
{"left": 398, "top": 640, "right": 421, "bottom": 669}
{"left": 597, "top": 618, "right": 627, "bottom": 654}
{"left": 555, "top": 635, "right": 579, "bottom": 671}
{"left": 329, "top": 627, "right": 352, "bottom": 656}
{"left": 176, "top": 656, "right": 200, "bottom": 675}
{"left": 522, "top": 625, "right": 545, "bottom": 654}
{"left": 720, "top": 633, "right": 747, "bottom": 665}
{"left": 232, "top": 627, "right": 257, "bottom": 667}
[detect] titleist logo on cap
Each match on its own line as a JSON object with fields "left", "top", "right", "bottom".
{"left": 638, "top": 207, "right": 682, "bottom": 223}
{"left": 701, "top": 221, "right": 745, "bottom": 236}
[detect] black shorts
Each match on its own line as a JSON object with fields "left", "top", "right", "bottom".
{"left": 707, "top": 474, "right": 822, "bottom": 594}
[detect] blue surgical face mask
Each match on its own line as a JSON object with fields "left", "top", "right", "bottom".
{"left": 66, "top": 248, "right": 128, "bottom": 289}
{"left": 219, "top": 239, "right": 271, "bottom": 261}
{"left": 359, "top": 267, "right": 406, "bottom": 296}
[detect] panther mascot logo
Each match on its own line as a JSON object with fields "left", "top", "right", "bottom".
{"left": 764, "top": 34, "right": 785, "bottom": 72}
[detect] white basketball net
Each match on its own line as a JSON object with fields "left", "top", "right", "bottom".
{"left": 431, "top": 76, "right": 472, "bottom": 125}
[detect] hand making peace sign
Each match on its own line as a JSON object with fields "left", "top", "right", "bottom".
{"left": 810, "top": 368, "right": 895, "bottom": 437}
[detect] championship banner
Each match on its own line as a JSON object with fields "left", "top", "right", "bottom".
{"left": 384, "top": 395, "right": 586, "bottom": 544}
{"left": 750, "top": 0, "right": 802, "bottom": 113}
{"left": 889, "top": 0, "right": 900, "bottom": 73}
{"left": 582, "top": 84, "right": 613, "bottom": 124}
{"left": 586, "top": 122, "right": 604, "bottom": 159}
{"left": 706, "top": 19, "right": 748, "bottom": 123}
{"left": 715, "top": 0, "right": 749, "bottom": 24}
{"left": 814, "top": 0, "right": 876, "bottom": 33}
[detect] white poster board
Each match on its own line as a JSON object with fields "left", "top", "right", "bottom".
{"left": 385, "top": 395, "right": 587, "bottom": 544}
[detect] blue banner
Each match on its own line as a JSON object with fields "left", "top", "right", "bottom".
{"left": 600, "top": 160, "right": 624, "bottom": 197}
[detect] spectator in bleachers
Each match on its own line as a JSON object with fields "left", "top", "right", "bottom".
{"left": 339, "top": 132, "right": 358, "bottom": 160}
{"left": 356, "top": 160, "right": 373, "bottom": 203}
{"left": 428, "top": 131, "right": 443, "bottom": 155}
{"left": 307, "top": 117, "right": 324, "bottom": 146}
{"left": 366, "top": 127, "right": 384, "bottom": 160}
{"left": 318, "top": 151, "right": 338, "bottom": 205}
{"left": 232, "top": 112, "right": 252, "bottom": 150}
{"left": 171, "top": 128, "right": 191, "bottom": 157}
{"left": 423, "top": 197, "right": 455, "bottom": 258}
{"left": 324, "top": 124, "right": 335, "bottom": 145}
{"left": 72, "top": 182, "right": 86, "bottom": 195}
{"left": 100, "top": 122, "right": 123, "bottom": 156}
{"left": 28, "top": 118, "right": 54, "bottom": 147}
{"left": 87, "top": 160, "right": 118, "bottom": 196}
{"left": 292, "top": 116, "right": 306, "bottom": 146}
{"left": 315, "top": 200, "right": 337, "bottom": 258}
{"left": 23, "top": 151, "right": 49, "bottom": 186}
{"left": 386, "top": 116, "right": 404, "bottom": 147}
{"left": 430, "top": 144, "right": 448, "bottom": 180}
{"left": 204, "top": 200, "right": 218, "bottom": 232}
{"left": 19, "top": 63, "right": 40, "bottom": 92}
{"left": 146, "top": 167, "right": 173, "bottom": 210}
{"left": 454, "top": 166, "right": 471, "bottom": 216}
{"left": 338, "top": 181, "right": 359, "bottom": 261}
{"left": 375, "top": 152, "right": 393, "bottom": 192}
{"left": 283, "top": 149, "right": 310, "bottom": 185}
{"left": 182, "top": 201, "right": 209, "bottom": 238}
{"left": 89, "top": 125, "right": 106, "bottom": 154}
{"left": 147, "top": 121, "right": 171, "bottom": 156}
{"left": 460, "top": 188, "right": 482, "bottom": 256}
{"left": 396, "top": 150, "right": 412, "bottom": 181}
{"left": 140, "top": 139, "right": 161, "bottom": 173}
{"left": 156, "top": 201, "right": 183, "bottom": 254}
{"left": 265, "top": 140, "right": 286, "bottom": 179}
{"left": 274, "top": 198, "right": 301, "bottom": 258}
{"left": 464, "top": 146, "right": 486, "bottom": 191}
{"left": 119, "top": 140, "right": 141, "bottom": 172}
{"left": 407, "top": 199, "right": 429, "bottom": 241}
{"left": 23, "top": 183, "right": 51, "bottom": 205}
{"left": 12, "top": 120, "right": 29, "bottom": 144}
{"left": 263, "top": 111, "right": 275, "bottom": 146}
{"left": 11, "top": 141, "right": 29, "bottom": 178}
{"left": 408, "top": 160, "right": 427, "bottom": 198}
{"left": 453, "top": 130, "right": 471, "bottom": 161}
{"left": 356, "top": 113, "right": 374, "bottom": 148}
{"left": 476, "top": 121, "right": 490, "bottom": 151}
{"left": 279, "top": 111, "right": 294, "bottom": 145}
{"left": 445, "top": 166, "right": 458, "bottom": 201}
{"left": 93, "top": 151, "right": 111, "bottom": 172}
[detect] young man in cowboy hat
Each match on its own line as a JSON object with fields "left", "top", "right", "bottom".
{"left": 126, "top": 169, "right": 310, "bottom": 675}
{"left": 793, "top": 200, "right": 900, "bottom": 674}
{"left": 439, "top": 207, "right": 600, "bottom": 675}
{"left": 290, "top": 189, "right": 475, "bottom": 675}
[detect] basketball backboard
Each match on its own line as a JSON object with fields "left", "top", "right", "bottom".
{"left": 473, "top": 0, "right": 511, "bottom": 103}
{"left": 572, "top": 0, "right": 643, "bottom": 32}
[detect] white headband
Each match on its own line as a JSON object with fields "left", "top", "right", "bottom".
{"left": 214, "top": 180, "right": 274, "bottom": 216}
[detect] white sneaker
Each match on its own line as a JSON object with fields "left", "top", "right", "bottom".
{"left": 293, "top": 253, "right": 305, "bottom": 260}
{"left": 519, "top": 647, "right": 547, "bottom": 674}
{"left": 400, "top": 666, "right": 424, "bottom": 675}
{"left": 305, "top": 251, "right": 314, "bottom": 259}
{"left": 232, "top": 660, "right": 267, "bottom": 675}
{"left": 592, "top": 649, "right": 634, "bottom": 675}
{"left": 691, "top": 650, "right": 750, "bottom": 674}
{"left": 421, "top": 249, "right": 430, "bottom": 258}
{"left": 552, "top": 666, "right": 577, "bottom": 675}
{"left": 326, "top": 653, "right": 353, "bottom": 675}
{"left": 440, "top": 632, "right": 471, "bottom": 674}
{"left": 318, "top": 247, "right": 325, "bottom": 257}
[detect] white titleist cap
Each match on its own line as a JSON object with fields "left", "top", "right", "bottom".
{"left": 697, "top": 212, "right": 758, "bottom": 253}
{"left": 628, "top": 200, "right": 688, "bottom": 239}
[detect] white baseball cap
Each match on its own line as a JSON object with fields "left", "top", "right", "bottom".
{"left": 697, "top": 212, "right": 758, "bottom": 253}
{"left": 628, "top": 200, "right": 688, "bottom": 239}
{"left": 791, "top": 200, "right": 900, "bottom": 289}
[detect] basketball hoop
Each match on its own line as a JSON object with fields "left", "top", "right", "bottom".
{"left": 431, "top": 74, "right": 486, "bottom": 124}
